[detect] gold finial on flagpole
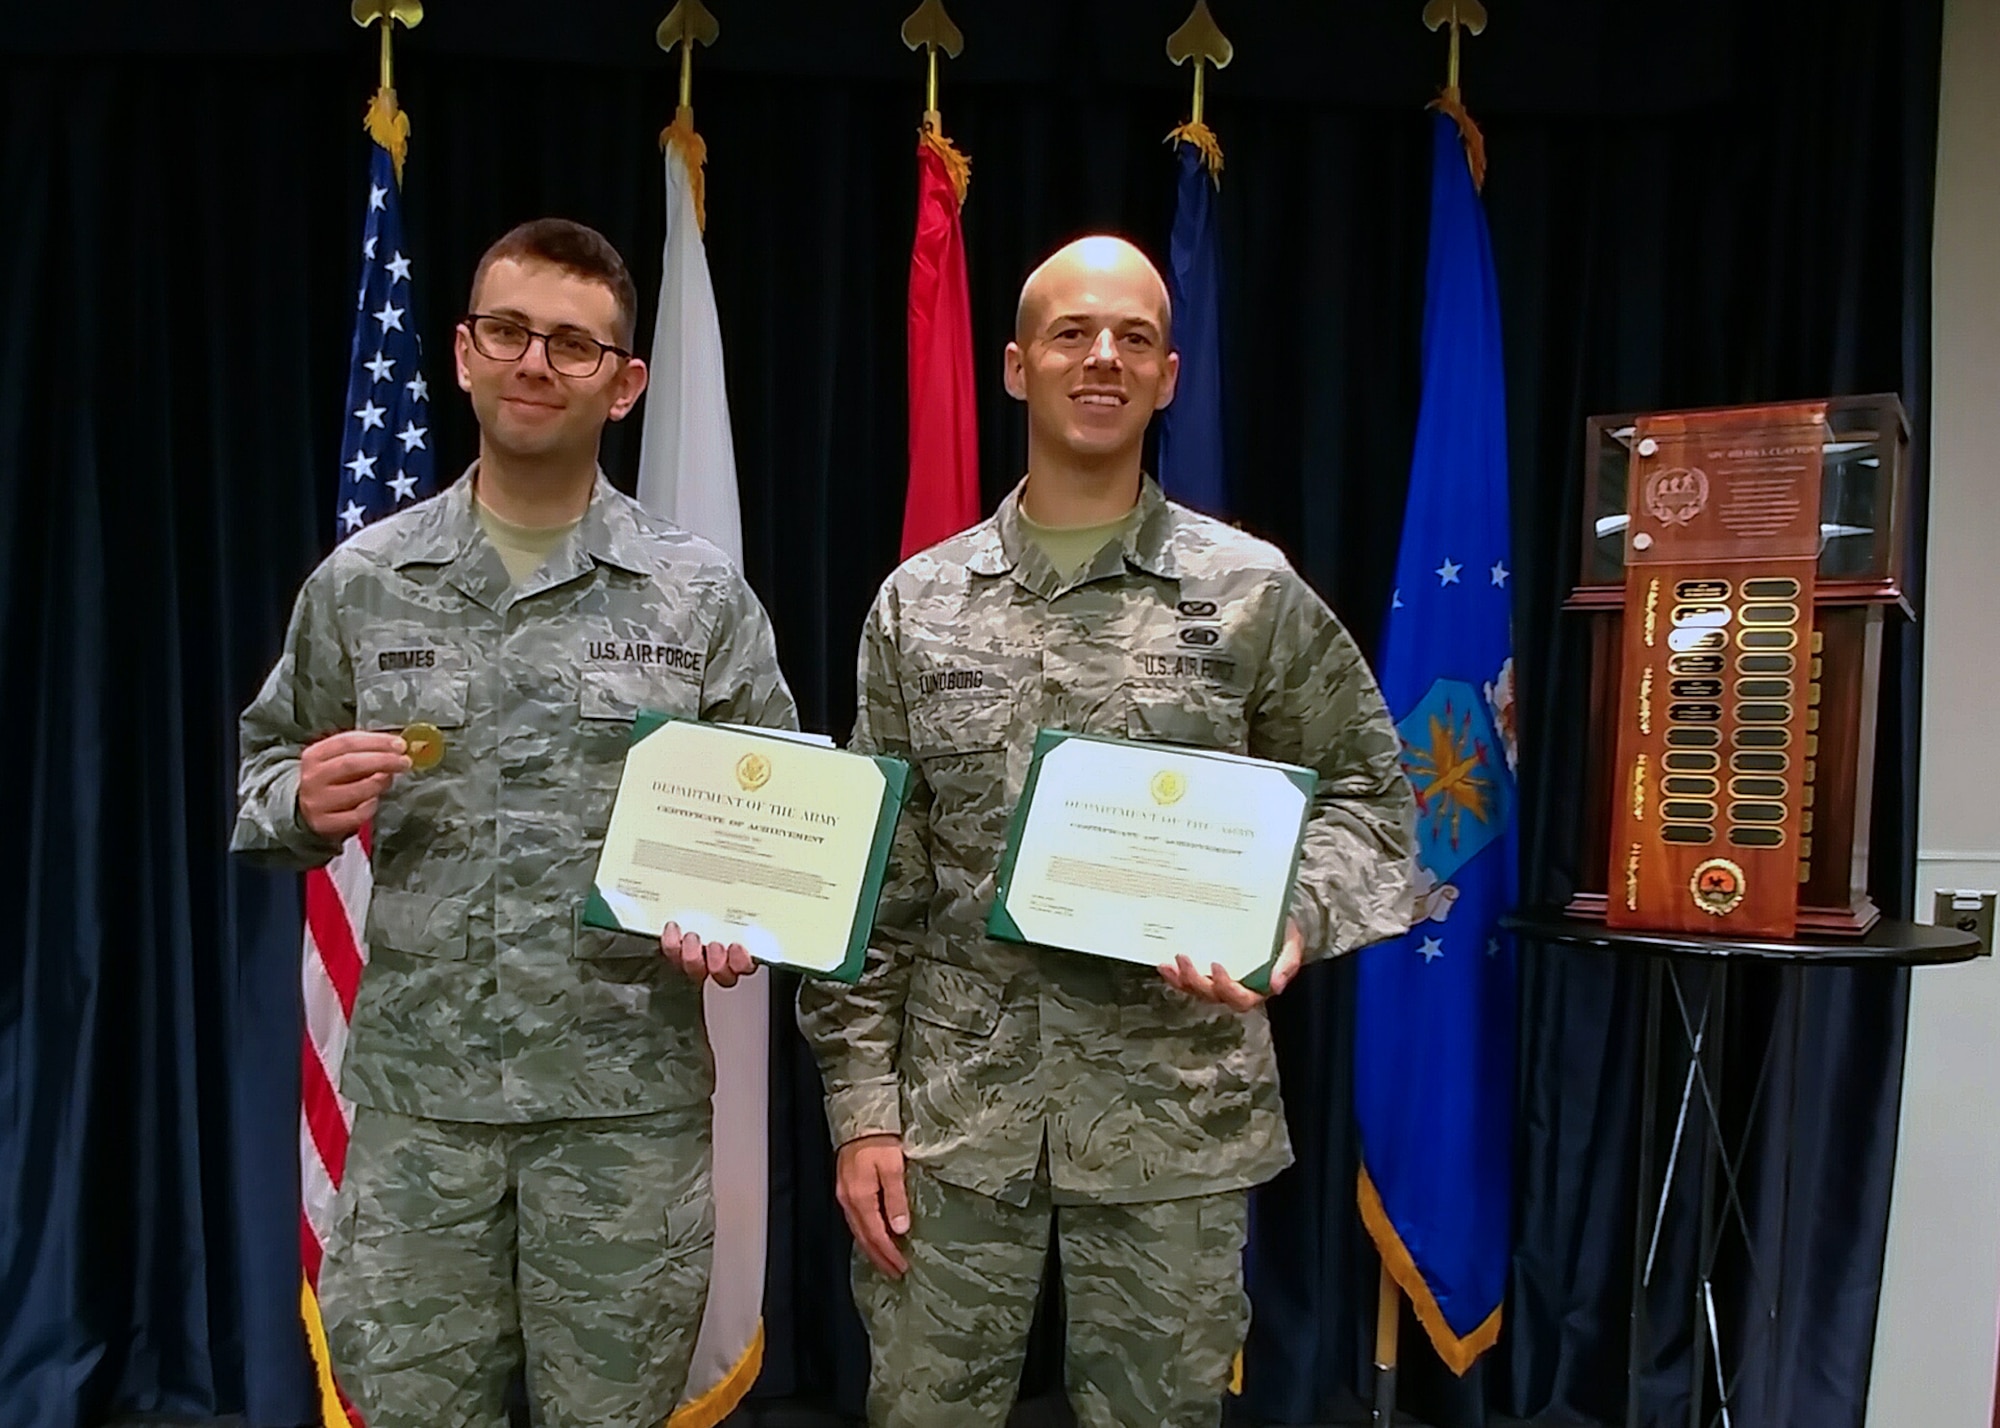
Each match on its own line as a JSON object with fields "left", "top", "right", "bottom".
{"left": 902, "top": 0, "right": 969, "bottom": 207}
{"left": 351, "top": 0, "right": 423, "bottom": 183}
{"left": 1421, "top": 0, "right": 1486, "bottom": 101}
{"left": 1421, "top": 0, "right": 1488, "bottom": 189}
{"left": 1165, "top": 1, "right": 1232, "bottom": 184}
{"left": 657, "top": 0, "right": 720, "bottom": 122}
{"left": 656, "top": 0, "right": 720, "bottom": 231}
{"left": 1166, "top": 1, "right": 1233, "bottom": 131}
{"left": 352, "top": 0, "right": 422, "bottom": 95}
{"left": 901, "top": 0, "right": 965, "bottom": 136}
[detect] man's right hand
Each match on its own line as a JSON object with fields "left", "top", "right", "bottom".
{"left": 297, "top": 731, "right": 412, "bottom": 841}
{"left": 836, "top": 1133, "right": 911, "bottom": 1279}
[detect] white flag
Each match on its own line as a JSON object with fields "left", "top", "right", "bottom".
{"left": 639, "top": 131, "right": 742, "bottom": 564}
{"left": 638, "top": 123, "right": 767, "bottom": 1425}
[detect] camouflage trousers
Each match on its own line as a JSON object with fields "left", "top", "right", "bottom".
{"left": 853, "top": 1161, "right": 1250, "bottom": 1428}
{"left": 320, "top": 1105, "right": 713, "bottom": 1428}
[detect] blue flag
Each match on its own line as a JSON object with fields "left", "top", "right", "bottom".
{"left": 1353, "top": 110, "right": 1517, "bottom": 1375}
{"left": 335, "top": 141, "right": 436, "bottom": 540}
{"left": 1158, "top": 132, "right": 1225, "bottom": 514}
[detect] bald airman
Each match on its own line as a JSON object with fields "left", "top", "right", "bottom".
{"left": 798, "top": 235, "right": 1416, "bottom": 1428}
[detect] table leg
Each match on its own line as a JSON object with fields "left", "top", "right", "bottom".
{"left": 1630, "top": 955, "right": 1664, "bottom": 1428}
{"left": 1690, "top": 963, "right": 1728, "bottom": 1428}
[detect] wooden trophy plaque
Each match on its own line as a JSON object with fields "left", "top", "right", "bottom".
{"left": 1566, "top": 395, "right": 1911, "bottom": 940}
{"left": 1605, "top": 405, "right": 1825, "bottom": 937}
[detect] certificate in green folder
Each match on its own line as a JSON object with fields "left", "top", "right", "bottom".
{"left": 583, "top": 714, "right": 910, "bottom": 983}
{"left": 987, "top": 730, "right": 1317, "bottom": 994}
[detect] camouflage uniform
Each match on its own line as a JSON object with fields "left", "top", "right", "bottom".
{"left": 798, "top": 477, "right": 1415, "bottom": 1428}
{"left": 324, "top": 1105, "right": 713, "bottom": 1428}
{"left": 233, "top": 468, "right": 796, "bottom": 1428}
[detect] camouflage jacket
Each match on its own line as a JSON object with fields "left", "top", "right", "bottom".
{"left": 233, "top": 470, "right": 797, "bottom": 1122}
{"left": 798, "top": 478, "right": 1415, "bottom": 1205}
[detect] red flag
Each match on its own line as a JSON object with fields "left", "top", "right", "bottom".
{"left": 902, "top": 129, "right": 979, "bottom": 558}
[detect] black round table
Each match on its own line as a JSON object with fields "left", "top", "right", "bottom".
{"left": 1504, "top": 909, "right": 1980, "bottom": 968}
{"left": 1500, "top": 910, "right": 1982, "bottom": 1428}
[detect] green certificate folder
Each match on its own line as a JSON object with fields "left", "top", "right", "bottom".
{"left": 987, "top": 729, "right": 1317, "bottom": 995}
{"left": 583, "top": 713, "right": 910, "bottom": 984}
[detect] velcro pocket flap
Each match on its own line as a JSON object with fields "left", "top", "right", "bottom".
{"left": 368, "top": 888, "right": 471, "bottom": 960}
{"left": 905, "top": 958, "right": 1003, "bottom": 1036}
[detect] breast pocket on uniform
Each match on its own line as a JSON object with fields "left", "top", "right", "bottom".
{"left": 906, "top": 957, "right": 1003, "bottom": 1037}
{"left": 578, "top": 668, "right": 696, "bottom": 780}
{"left": 906, "top": 694, "right": 1014, "bottom": 827}
{"left": 907, "top": 693, "right": 1012, "bottom": 760}
{"left": 368, "top": 888, "right": 471, "bottom": 960}
{"left": 354, "top": 671, "right": 470, "bottom": 832}
{"left": 354, "top": 669, "right": 470, "bottom": 740}
{"left": 1126, "top": 686, "right": 1249, "bottom": 755}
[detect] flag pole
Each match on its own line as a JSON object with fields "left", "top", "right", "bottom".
{"left": 656, "top": 0, "right": 718, "bottom": 123}
{"left": 1166, "top": 1, "right": 1234, "bottom": 130}
{"left": 896, "top": 0, "right": 977, "bottom": 558}
{"left": 1419, "top": 0, "right": 1486, "bottom": 94}
{"left": 1420, "top": 0, "right": 1489, "bottom": 188}
{"left": 642, "top": 17, "right": 764, "bottom": 1425}
{"left": 656, "top": 0, "right": 719, "bottom": 231}
{"left": 305, "top": 17, "right": 432, "bottom": 1428}
{"left": 1373, "top": 1261, "right": 1402, "bottom": 1427}
{"left": 1355, "top": 0, "right": 1512, "bottom": 1390}
{"left": 901, "top": 0, "right": 965, "bottom": 141}
{"left": 350, "top": 0, "right": 423, "bottom": 184}
{"left": 1164, "top": 0, "right": 1230, "bottom": 183}
{"left": 350, "top": 2, "right": 419, "bottom": 112}
{"left": 1366, "top": 20, "right": 1495, "bottom": 1428}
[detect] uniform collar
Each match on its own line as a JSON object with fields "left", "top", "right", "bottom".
{"left": 968, "top": 474, "right": 1182, "bottom": 598}
{"left": 392, "top": 463, "right": 651, "bottom": 611}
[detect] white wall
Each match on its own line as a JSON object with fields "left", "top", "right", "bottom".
{"left": 1866, "top": 0, "right": 2000, "bottom": 1421}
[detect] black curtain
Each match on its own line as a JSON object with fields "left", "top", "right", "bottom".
{"left": 0, "top": 2, "right": 1938, "bottom": 1425}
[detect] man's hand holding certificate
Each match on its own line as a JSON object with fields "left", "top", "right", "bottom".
{"left": 583, "top": 714, "right": 910, "bottom": 983}
{"left": 987, "top": 729, "right": 1318, "bottom": 995}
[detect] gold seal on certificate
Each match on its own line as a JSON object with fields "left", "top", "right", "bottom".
{"left": 986, "top": 730, "right": 1317, "bottom": 992}
{"left": 581, "top": 714, "right": 911, "bottom": 982}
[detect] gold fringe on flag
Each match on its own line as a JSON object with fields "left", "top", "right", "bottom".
{"left": 363, "top": 86, "right": 412, "bottom": 186}
{"left": 1358, "top": 1165, "right": 1501, "bottom": 1376}
{"left": 667, "top": 1322, "right": 766, "bottom": 1428}
{"left": 1165, "top": 119, "right": 1225, "bottom": 188}
{"left": 301, "top": 1277, "right": 358, "bottom": 1428}
{"left": 919, "top": 121, "right": 971, "bottom": 209}
{"left": 1428, "top": 85, "right": 1487, "bottom": 191}
{"left": 660, "top": 107, "right": 710, "bottom": 233}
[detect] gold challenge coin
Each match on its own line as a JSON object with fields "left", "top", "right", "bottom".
{"left": 402, "top": 722, "right": 446, "bottom": 772}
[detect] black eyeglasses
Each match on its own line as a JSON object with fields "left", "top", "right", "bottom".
{"left": 462, "top": 313, "right": 631, "bottom": 378}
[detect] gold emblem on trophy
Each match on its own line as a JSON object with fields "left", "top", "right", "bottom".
{"left": 1149, "top": 768, "right": 1187, "bottom": 806}
{"left": 1689, "top": 857, "right": 1747, "bottom": 917}
{"left": 735, "top": 751, "right": 772, "bottom": 792}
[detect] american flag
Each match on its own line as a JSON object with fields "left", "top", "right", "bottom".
{"left": 300, "top": 133, "right": 436, "bottom": 1288}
